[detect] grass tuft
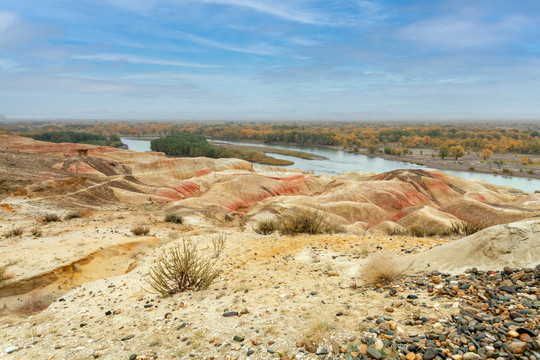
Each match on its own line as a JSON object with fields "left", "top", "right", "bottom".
{"left": 361, "top": 252, "right": 400, "bottom": 285}
{"left": 43, "top": 213, "right": 60, "bottom": 222}
{"left": 278, "top": 208, "right": 344, "bottom": 236}
{"left": 451, "top": 219, "right": 493, "bottom": 236}
{"left": 164, "top": 214, "right": 183, "bottom": 224}
{"left": 3, "top": 227, "right": 24, "bottom": 238}
{"left": 253, "top": 218, "right": 278, "bottom": 235}
{"left": 64, "top": 211, "right": 81, "bottom": 220}
{"left": 131, "top": 225, "right": 150, "bottom": 236}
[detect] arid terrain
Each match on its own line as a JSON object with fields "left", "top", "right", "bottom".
{"left": 1, "top": 135, "right": 539, "bottom": 360}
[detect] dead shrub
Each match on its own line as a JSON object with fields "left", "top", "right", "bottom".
{"left": 146, "top": 239, "right": 220, "bottom": 296}
{"left": 253, "top": 218, "right": 278, "bottom": 235}
{"left": 131, "top": 225, "right": 150, "bottom": 236}
{"left": 0, "top": 266, "right": 5, "bottom": 283}
{"left": 3, "top": 227, "right": 24, "bottom": 238}
{"left": 408, "top": 226, "right": 451, "bottom": 237}
{"left": 278, "top": 208, "right": 344, "bottom": 236}
{"left": 43, "top": 213, "right": 60, "bottom": 222}
{"left": 211, "top": 234, "right": 227, "bottom": 258}
{"left": 64, "top": 211, "right": 81, "bottom": 220}
{"left": 15, "top": 292, "right": 56, "bottom": 315}
{"left": 31, "top": 227, "right": 43, "bottom": 237}
{"left": 164, "top": 214, "right": 183, "bottom": 224}
{"left": 451, "top": 219, "right": 492, "bottom": 236}
{"left": 361, "top": 252, "right": 400, "bottom": 285}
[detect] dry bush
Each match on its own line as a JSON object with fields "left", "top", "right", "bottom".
{"left": 146, "top": 239, "right": 220, "bottom": 296}
{"left": 361, "top": 252, "right": 401, "bottom": 285}
{"left": 451, "top": 219, "right": 492, "bottom": 236}
{"left": 278, "top": 208, "right": 344, "bottom": 236}
{"left": 0, "top": 266, "right": 5, "bottom": 283}
{"left": 408, "top": 226, "right": 451, "bottom": 238}
{"left": 131, "top": 225, "right": 150, "bottom": 236}
{"left": 253, "top": 218, "right": 277, "bottom": 235}
{"left": 211, "top": 233, "right": 227, "bottom": 258}
{"left": 164, "top": 214, "right": 183, "bottom": 224}
{"left": 64, "top": 211, "right": 81, "bottom": 220}
{"left": 3, "top": 227, "right": 24, "bottom": 238}
{"left": 43, "top": 213, "right": 60, "bottom": 222}
{"left": 31, "top": 227, "right": 43, "bottom": 237}
{"left": 15, "top": 292, "right": 56, "bottom": 315}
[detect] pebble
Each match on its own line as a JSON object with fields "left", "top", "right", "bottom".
{"left": 366, "top": 347, "right": 382, "bottom": 359}
{"left": 5, "top": 346, "right": 19, "bottom": 354}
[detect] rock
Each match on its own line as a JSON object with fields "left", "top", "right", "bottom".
{"left": 5, "top": 346, "right": 19, "bottom": 354}
{"left": 517, "top": 328, "right": 538, "bottom": 337}
{"left": 129, "top": 355, "right": 137, "bottom": 360}
{"left": 223, "top": 311, "right": 239, "bottom": 317}
{"left": 304, "top": 341, "right": 317, "bottom": 353}
{"left": 423, "top": 347, "right": 438, "bottom": 360}
{"left": 247, "top": 349, "right": 254, "bottom": 356}
{"left": 367, "top": 347, "right": 382, "bottom": 359}
{"left": 121, "top": 335, "right": 134, "bottom": 341}
{"left": 507, "top": 341, "right": 528, "bottom": 354}
{"left": 316, "top": 347, "right": 329, "bottom": 355}
{"left": 406, "top": 352, "right": 416, "bottom": 360}
{"left": 233, "top": 335, "right": 244, "bottom": 342}
{"left": 500, "top": 285, "right": 516, "bottom": 294}
{"left": 463, "top": 352, "right": 480, "bottom": 360}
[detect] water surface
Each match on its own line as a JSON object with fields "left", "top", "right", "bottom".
{"left": 121, "top": 137, "right": 540, "bottom": 193}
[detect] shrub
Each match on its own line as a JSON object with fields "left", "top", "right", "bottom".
{"left": 278, "top": 208, "right": 344, "bottom": 236}
{"left": 361, "top": 252, "right": 400, "bottom": 285}
{"left": 253, "top": 219, "right": 278, "bottom": 235}
{"left": 15, "top": 292, "right": 56, "bottom": 315}
{"left": 44, "top": 213, "right": 60, "bottom": 222}
{"left": 502, "top": 168, "right": 513, "bottom": 174}
{"left": 0, "top": 266, "right": 5, "bottom": 283}
{"left": 451, "top": 219, "right": 492, "bottom": 236}
{"left": 131, "top": 225, "right": 150, "bottom": 236}
{"left": 408, "top": 226, "right": 450, "bottom": 237}
{"left": 164, "top": 214, "right": 183, "bottom": 224}
{"left": 211, "top": 234, "right": 227, "bottom": 258}
{"left": 527, "top": 169, "right": 534, "bottom": 175}
{"left": 64, "top": 211, "right": 81, "bottom": 220}
{"left": 146, "top": 239, "right": 220, "bottom": 296}
{"left": 3, "top": 227, "right": 23, "bottom": 238}
{"left": 31, "top": 227, "right": 43, "bottom": 237}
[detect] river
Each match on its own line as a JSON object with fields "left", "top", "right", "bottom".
{"left": 121, "top": 137, "right": 540, "bottom": 193}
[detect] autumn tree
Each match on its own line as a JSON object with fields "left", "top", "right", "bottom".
{"left": 438, "top": 146, "right": 449, "bottom": 159}
{"left": 480, "top": 148, "right": 493, "bottom": 160}
{"left": 450, "top": 145, "right": 465, "bottom": 160}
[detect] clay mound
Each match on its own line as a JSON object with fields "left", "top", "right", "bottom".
{"left": 367, "top": 221, "right": 408, "bottom": 235}
{"left": 396, "top": 206, "right": 461, "bottom": 234}
{"left": 399, "top": 219, "right": 540, "bottom": 273}
{"left": 441, "top": 198, "right": 540, "bottom": 225}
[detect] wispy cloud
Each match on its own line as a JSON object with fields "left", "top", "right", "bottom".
{"left": 180, "top": 32, "right": 282, "bottom": 55}
{"left": 72, "top": 54, "right": 220, "bottom": 68}
{"left": 195, "top": 0, "right": 327, "bottom": 25}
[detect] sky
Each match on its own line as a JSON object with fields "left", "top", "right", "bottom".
{"left": 1, "top": 0, "right": 540, "bottom": 121}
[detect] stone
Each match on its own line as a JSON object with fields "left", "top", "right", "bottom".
{"left": 463, "top": 352, "right": 480, "bottom": 360}
{"left": 247, "top": 349, "right": 254, "bottom": 356}
{"left": 121, "top": 335, "right": 134, "bottom": 341}
{"left": 316, "top": 347, "right": 329, "bottom": 355}
{"left": 129, "top": 355, "right": 137, "bottom": 360}
{"left": 5, "top": 346, "right": 19, "bottom": 354}
{"left": 423, "top": 347, "right": 438, "bottom": 360}
{"left": 406, "top": 352, "right": 416, "bottom": 360}
{"left": 500, "top": 285, "right": 516, "bottom": 294}
{"left": 223, "top": 311, "right": 239, "bottom": 317}
{"left": 233, "top": 335, "right": 244, "bottom": 342}
{"left": 304, "top": 341, "right": 317, "bottom": 353}
{"left": 367, "top": 347, "right": 382, "bottom": 359}
{"left": 507, "top": 341, "right": 528, "bottom": 354}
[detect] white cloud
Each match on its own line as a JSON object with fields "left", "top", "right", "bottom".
{"left": 400, "top": 14, "right": 529, "bottom": 50}
{"left": 180, "top": 32, "right": 281, "bottom": 55}
{"left": 0, "top": 11, "right": 19, "bottom": 32}
{"left": 72, "top": 53, "right": 220, "bottom": 68}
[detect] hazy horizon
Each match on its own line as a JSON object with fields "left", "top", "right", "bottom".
{"left": 2, "top": 1, "right": 540, "bottom": 121}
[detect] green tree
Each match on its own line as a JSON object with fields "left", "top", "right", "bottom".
{"left": 438, "top": 146, "right": 449, "bottom": 159}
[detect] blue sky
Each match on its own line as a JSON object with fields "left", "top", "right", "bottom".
{"left": 1, "top": 0, "right": 540, "bottom": 120}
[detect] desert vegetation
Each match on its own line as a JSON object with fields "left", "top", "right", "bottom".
{"left": 361, "top": 252, "right": 401, "bottom": 285}
{"left": 146, "top": 239, "right": 220, "bottom": 296}
{"left": 277, "top": 208, "right": 344, "bottom": 235}
{"left": 25, "top": 131, "right": 123, "bottom": 147}
{"left": 164, "top": 214, "right": 183, "bottom": 224}
{"left": 131, "top": 225, "right": 150, "bottom": 236}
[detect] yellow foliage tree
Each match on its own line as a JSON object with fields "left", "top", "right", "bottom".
{"left": 450, "top": 145, "right": 465, "bottom": 160}
{"left": 480, "top": 148, "right": 493, "bottom": 160}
